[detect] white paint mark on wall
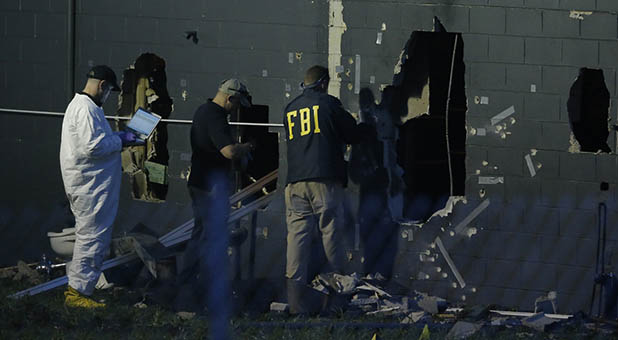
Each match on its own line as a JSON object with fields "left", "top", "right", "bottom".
{"left": 354, "top": 54, "right": 361, "bottom": 94}
{"left": 569, "top": 10, "right": 592, "bottom": 20}
{"left": 328, "top": 0, "right": 346, "bottom": 98}
{"left": 435, "top": 236, "right": 466, "bottom": 288}
{"left": 376, "top": 32, "right": 383, "bottom": 45}
{"left": 480, "top": 96, "right": 489, "bottom": 105}
{"left": 369, "top": 75, "right": 375, "bottom": 84}
{"left": 478, "top": 176, "right": 504, "bottom": 185}
{"left": 453, "top": 198, "right": 490, "bottom": 235}
{"left": 491, "top": 105, "right": 515, "bottom": 125}
{"left": 288, "top": 52, "right": 294, "bottom": 64}
{"left": 525, "top": 154, "right": 537, "bottom": 177}
{"left": 530, "top": 84, "right": 537, "bottom": 93}
{"left": 477, "top": 128, "right": 486, "bottom": 136}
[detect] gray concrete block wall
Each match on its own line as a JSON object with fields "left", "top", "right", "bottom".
{"left": 1, "top": 0, "right": 618, "bottom": 313}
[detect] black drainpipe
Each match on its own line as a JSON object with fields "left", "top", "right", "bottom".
{"left": 67, "top": 0, "right": 76, "bottom": 101}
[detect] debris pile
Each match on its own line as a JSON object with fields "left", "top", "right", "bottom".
{"left": 270, "top": 274, "right": 618, "bottom": 339}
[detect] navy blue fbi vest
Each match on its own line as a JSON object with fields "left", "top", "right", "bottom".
{"left": 283, "top": 88, "right": 372, "bottom": 185}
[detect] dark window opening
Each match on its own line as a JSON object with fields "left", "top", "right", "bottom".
{"left": 394, "top": 31, "right": 467, "bottom": 222}
{"left": 567, "top": 68, "right": 611, "bottom": 153}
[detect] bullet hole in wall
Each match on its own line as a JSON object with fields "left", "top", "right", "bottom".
{"left": 567, "top": 68, "right": 611, "bottom": 154}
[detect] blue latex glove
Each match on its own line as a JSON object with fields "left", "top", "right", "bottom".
{"left": 115, "top": 131, "right": 137, "bottom": 145}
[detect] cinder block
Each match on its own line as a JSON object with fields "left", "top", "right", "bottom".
{"left": 400, "top": 4, "right": 435, "bottom": 32}
{"left": 506, "top": 64, "right": 542, "bottom": 92}
{"left": 342, "top": 28, "right": 403, "bottom": 58}
{"left": 542, "top": 10, "right": 580, "bottom": 38}
{"left": 365, "top": 3, "right": 402, "bottom": 31}
{"left": 22, "top": 39, "right": 63, "bottom": 64}
{"left": 575, "top": 238, "right": 597, "bottom": 266}
{"left": 540, "top": 236, "right": 578, "bottom": 265}
{"left": 597, "top": 154, "right": 618, "bottom": 183}
{"left": 431, "top": 5, "right": 471, "bottom": 33}
{"left": 169, "top": 0, "right": 204, "bottom": 20}
{"left": 76, "top": 14, "right": 96, "bottom": 41}
{"left": 524, "top": 93, "right": 560, "bottom": 121}
{"left": 94, "top": 16, "right": 127, "bottom": 42}
{"left": 601, "top": 68, "right": 616, "bottom": 97}
{"left": 559, "top": 153, "right": 596, "bottom": 181}
{"left": 487, "top": 148, "right": 523, "bottom": 176}
{"left": 597, "top": 0, "right": 618, "bottom": 12}
{"left": 20, "top": 0, "right": 51, "bottom": 12}
{"left": 530, "top": 150, "right": 560, "bottom": 178}
{"left": 562, "top": 39, "right": 598, "bottom": 67}
{"left": 506, "top": 176, "right": 542, "bottom": 204}
{"left": 506, "top": 8, "right": 542, "bottom": 36}
{"left": 470, "top": 7, "right": 505, "bottom": 34}
{"left": 6, "top": 12, "right": 35, "bottom": 38}
{"left": 522, "top": 207, "right": 561, "bottom": 235}
{"left": 156, "top": 18, "right": 197, "bottom": 45}
{"left": 490, "top": 0, "right": 524, "bottom": 6}
{"left": 484, "top": 259, "right": 523, "bottom": 286}
{"left": 505, "top": 119, "right": 543, "bottom": 149}
{"left": 580, "top": 13, "right": 618, "bottom": 40}
{"left": 541, "top": 179, "right": 576, "bottom": 208}
{"left": 124, "top": 17, "right": 158, "bottom": 44}
{"left": 463, "top": 34, "right": 488, "bottom": 62}
{"left": 559, "top": 0, "right": 595, "bottom": 11}
{"left": 600, "top": 41, "right": 618, "bottom": 67}
{"left": 450, "top": 254, "right": 486, "bottom": 285}
{"left": 77, "top": 41, "right": 111, "bottom": 67}
{"left": 541, "top": 65, "right": 578, "bottom": 95}
{"left": 525, "top": 0, "right": 560, "bottom": 8}
{"left": 488, "top": 36, "right": 524, "bottom": 63}
{"left": 0, "top": 0, "right": 20, "bottom": 11}
{"left": 560, "top": 208, "right": 596, "bottom": 237}
{"left": 576, "top": 181, "right": 602, "bottom": 210}
{"left": 0, "top": 38, "right": 21, "bottom": 63}
{"left": 298, "top": 0, "right": 327, "bottom": 27}
{"left": 487, "top": 231, "right": 542, "bottom": 261}
{"left": 525, "top": 38, "right": 561, "bottom": 65}
{"left": 80, "top": 0, "right": 139, "bottom": 15}
{"left": 469, "top": 63, "right": 506, "bottom": 90}
{"left": 108, "top": 42, "right": 142, "bottom": 68}
{"left": 519, "top": 262, "right": 558, "bottom": 291}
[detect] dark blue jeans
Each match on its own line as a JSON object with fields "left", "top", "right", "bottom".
{"left": 180, "top": 179, "right": 230, "bottom": 340}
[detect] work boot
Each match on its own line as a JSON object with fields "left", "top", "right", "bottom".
{"left": 64, "top": 286, "right": 106, "bottom": 308}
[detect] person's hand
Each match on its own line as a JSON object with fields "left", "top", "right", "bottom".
{"left": 116, "top": 131, "right": 137, "bottom": 145}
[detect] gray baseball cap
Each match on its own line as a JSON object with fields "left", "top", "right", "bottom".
{"left": 87, "top": 65, "right": 121, "bottom": 91}
{"left": 218, "top": 78, "right": 251, "bottom": 107}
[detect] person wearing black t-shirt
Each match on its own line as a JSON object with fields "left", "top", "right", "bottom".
{"left": 179, "top": 78, "right": 253, "bottom": 340}
{"left": 283, "top": 65, "right": 376, "bottom": 315}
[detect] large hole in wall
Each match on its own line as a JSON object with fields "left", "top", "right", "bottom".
{"left": 567, "top": 68, "right": 611, "bottom": 153}
{"left": 231, "top": 104, "right": 279, "bottom": 199}
{"left": 117, "top": 53, "right": 174, "bottom": 202}
{"left": 393, "top": 31, "right": 467, "bottom": 222}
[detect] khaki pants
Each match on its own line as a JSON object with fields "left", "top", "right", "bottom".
{"left": 285, "top": 179, "right": 344, "bottom": 284}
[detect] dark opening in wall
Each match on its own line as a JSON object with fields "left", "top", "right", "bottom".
{"left": 232, "top": 105, "right": 279, "bottom": 199}
{"left": 394, "top": 31, "right": 467, "bottom": 222}
{"left": 567, "top": 68, "right": 611, "bottom": 153}
{"left": 117, "top": 53, "right": 174, "bottom": 202}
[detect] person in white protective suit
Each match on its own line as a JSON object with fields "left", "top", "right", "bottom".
{"left": 59, "top": 65, "right": 137, "bottom": 308}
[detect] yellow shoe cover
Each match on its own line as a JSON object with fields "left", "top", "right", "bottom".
{"left": 64, "top": 286, "right": 106, "bottom": 308}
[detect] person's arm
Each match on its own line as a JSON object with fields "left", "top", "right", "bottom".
{"left": 74, "top": 107, "right": 121, "bottom": 158}
{"left": 205, "top": 112, "right": 254, "bottom": 160}
{"left": 331, "top": 98, "right": 376, "bottom": 144}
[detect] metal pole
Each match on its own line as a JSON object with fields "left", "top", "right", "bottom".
{"left": 67, "top": 0, "right": 76, "bottom": 101}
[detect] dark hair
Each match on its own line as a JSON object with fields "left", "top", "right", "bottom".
{"left": 304, "top": 65, "right": 329, "bottom": 86}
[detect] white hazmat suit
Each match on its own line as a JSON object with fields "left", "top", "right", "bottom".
{"left": 60, "top": 93, "right": 122, "bottom": 295}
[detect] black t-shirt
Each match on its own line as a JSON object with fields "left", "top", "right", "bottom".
{"left": 188, "top": 100, "right": 234, "bottom": 190}
{"left": 283, "top": 88, "right": 375, "bottom": 185}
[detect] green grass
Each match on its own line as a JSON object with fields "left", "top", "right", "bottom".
{"left": 0, "top": 278, "right": 616, "bottom": 340}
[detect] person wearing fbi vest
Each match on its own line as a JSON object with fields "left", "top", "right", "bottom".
{"left": 283, "top": 65, "right": 376, "bottom": 315}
